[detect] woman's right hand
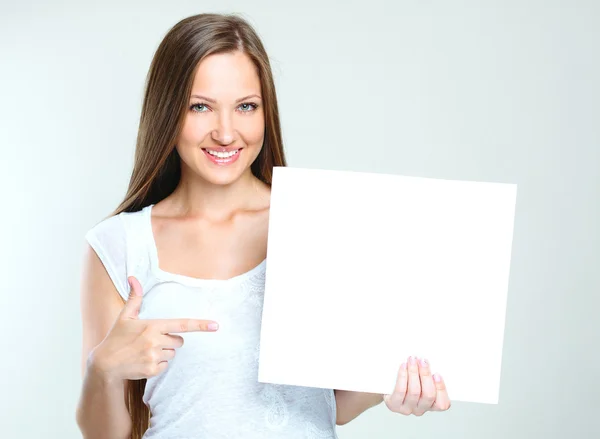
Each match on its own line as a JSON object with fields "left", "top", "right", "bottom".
{"left": 87, "top": 276, "right": 219, "bottom": 382}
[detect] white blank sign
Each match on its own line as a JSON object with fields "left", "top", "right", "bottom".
{"left": 258, "top": 166, "right": 517, "bottom": 404}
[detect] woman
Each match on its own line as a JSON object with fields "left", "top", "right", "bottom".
{"left": 76, "top": 12, "right": 450, "bottom": 439}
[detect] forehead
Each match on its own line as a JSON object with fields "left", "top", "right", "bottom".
{"left": 191, "top": 51, "right": 261, "bottom": 97}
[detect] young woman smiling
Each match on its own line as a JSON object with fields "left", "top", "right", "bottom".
{"left": 75, "top": 12, "right": 450, "bottom": 439}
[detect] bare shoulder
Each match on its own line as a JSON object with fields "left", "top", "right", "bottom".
{"left": 240, "top": 179, "right": 271, "bottom": 226}
{"left": 248, "top": 177, "right": 271, "bottom": 215}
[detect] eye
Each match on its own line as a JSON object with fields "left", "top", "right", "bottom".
{"left": 189, "top": 102, "right": 260, "bottom": 114}
{"left": 239, "top": 103, "right": 259, "bottom": 113}
{"left": 190, "top": 103, "right": 209, "bottom": 113}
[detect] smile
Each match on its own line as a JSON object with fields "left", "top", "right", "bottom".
{"left": 201, "top": 148, "right": 242, "bottom": 165}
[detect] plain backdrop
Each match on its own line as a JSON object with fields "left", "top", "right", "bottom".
{"left": 1, "top": 0, "right": 598, "bottom": 438}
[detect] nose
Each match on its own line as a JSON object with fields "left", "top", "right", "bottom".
{"left": 211, "top": 112, "right": 235, "bottom": 145}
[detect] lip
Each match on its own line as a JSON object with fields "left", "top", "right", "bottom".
{"left": 201, "top": 147, "right": 242, "bottom": 166}
{"left": 202, "top": 147, "right": 243, "bottom": 152}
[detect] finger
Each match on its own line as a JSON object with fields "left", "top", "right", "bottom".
{"left": 403, "top": 356, "right": 421, "bottom": 411}
{"left": 159, "top": 348, "right": 176, "bottom": 362}
{"left": 157, "top": 318, "right": 219, "bottom": 334}
{"left": 415, "top": 358, "right": 436, "bottom": 414}
{"left": 120, "top": 276, "right": 144, "bottom": 319}
{"left": 431, "top": 374, "right": 451, "bottom": 411}
{"left": 384, "top": 362, "right": 408, "bottom": 406}
{"left": 152, "top": 360, "right": 169, "bottom": 377}
{"left": 159, "top": 334, "right": 185, "bottom": 349}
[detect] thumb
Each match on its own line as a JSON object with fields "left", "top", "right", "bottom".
{"left": 120, "top": 276, "right": 144, "bottom": 319}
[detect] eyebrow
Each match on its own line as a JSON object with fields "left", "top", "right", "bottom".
{"left": 190, "top": 94, "right": 262, "bottom": 103}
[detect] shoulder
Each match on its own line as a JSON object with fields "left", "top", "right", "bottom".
{"left": 86, "top": 212, "right": 123, "bottom": 235}
{"left": 83, "top": 207, "right": 150, "bottom": 273}
{"left": 83, "top": 207, "right": 150, "bottom": 300}
{"left": 85, "top": 207, "right": 147, "bottom": 242}
{"left": 85, "top": 213, "right": 124, "bottom": 249}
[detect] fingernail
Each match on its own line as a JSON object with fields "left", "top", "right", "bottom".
{"left": 401, "top": 362, "right": 407, "bottom": 370}
{"left": 409, "top": 356, "right": 417, "bottom": 365}
{"left": 434, "top": 374, "right": 442, "bottom": 382}
{"left": 420, "top": 358, "right": 428, "bottom": 367}
{"left": 208, "top": 322, "right": 219, "bottom": 331}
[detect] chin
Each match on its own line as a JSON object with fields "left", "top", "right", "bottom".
{"left": 200, "top": 169, "right": 249, "bottom": 186}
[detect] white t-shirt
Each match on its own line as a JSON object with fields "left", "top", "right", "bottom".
{"left": 85, "top": 204, "right": 338, "bottom": 439}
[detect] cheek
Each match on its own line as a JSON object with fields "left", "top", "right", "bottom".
{"left": 243, "top": 114, "right": 265, "bottom": 146}
{"left": 180, "top": 116, "right": 209, "bottom": 143}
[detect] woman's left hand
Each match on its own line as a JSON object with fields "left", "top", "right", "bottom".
{"left": 383, "top": 356, "right": 451, "bottom": 416}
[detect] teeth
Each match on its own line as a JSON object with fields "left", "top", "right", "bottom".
{"left": 206, "top": 149, "right": 239, "bottom": 158}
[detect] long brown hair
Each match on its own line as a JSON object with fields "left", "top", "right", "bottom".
{"left": 108, "top": 13, "right": 286, "bottom": 438}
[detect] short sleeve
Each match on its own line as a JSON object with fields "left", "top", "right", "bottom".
{"left": 85, "top": 214, "right": 130, "bottom": 301}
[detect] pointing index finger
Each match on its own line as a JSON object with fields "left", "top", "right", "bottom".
{"left": 157, "top": 318, "right": 219, "bottom": 333}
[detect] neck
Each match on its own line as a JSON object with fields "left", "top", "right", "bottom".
{"left": 168, "top": 167, "right": 268, "bottom": 220}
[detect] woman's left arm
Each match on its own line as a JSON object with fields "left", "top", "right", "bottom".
{"left": 334, "top": 356, "right": 451, "bottom": 425}
{"left": 334, "top": 390, "right": 384, "bottom": 425}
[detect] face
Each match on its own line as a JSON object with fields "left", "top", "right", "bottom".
{"left": 175, "top": 50, "right": 265, "bottom": 186}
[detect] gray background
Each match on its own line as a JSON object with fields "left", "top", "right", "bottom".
{"left": 1, "top": 0, "right": 598, "bottom": 437}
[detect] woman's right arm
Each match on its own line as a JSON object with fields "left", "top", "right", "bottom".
{"left": 75, "top": 242, "right": 219, "bottom": 438}
{"left": 75, "top": 243, "right": 132, "bottom": 439}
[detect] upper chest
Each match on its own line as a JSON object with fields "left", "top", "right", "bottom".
{"left": 151, "top": 208, "right": 269, "bottom": 280}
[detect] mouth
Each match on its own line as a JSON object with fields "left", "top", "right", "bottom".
{"left": 201, "top": 147, "right": 242, "bottom": 165}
